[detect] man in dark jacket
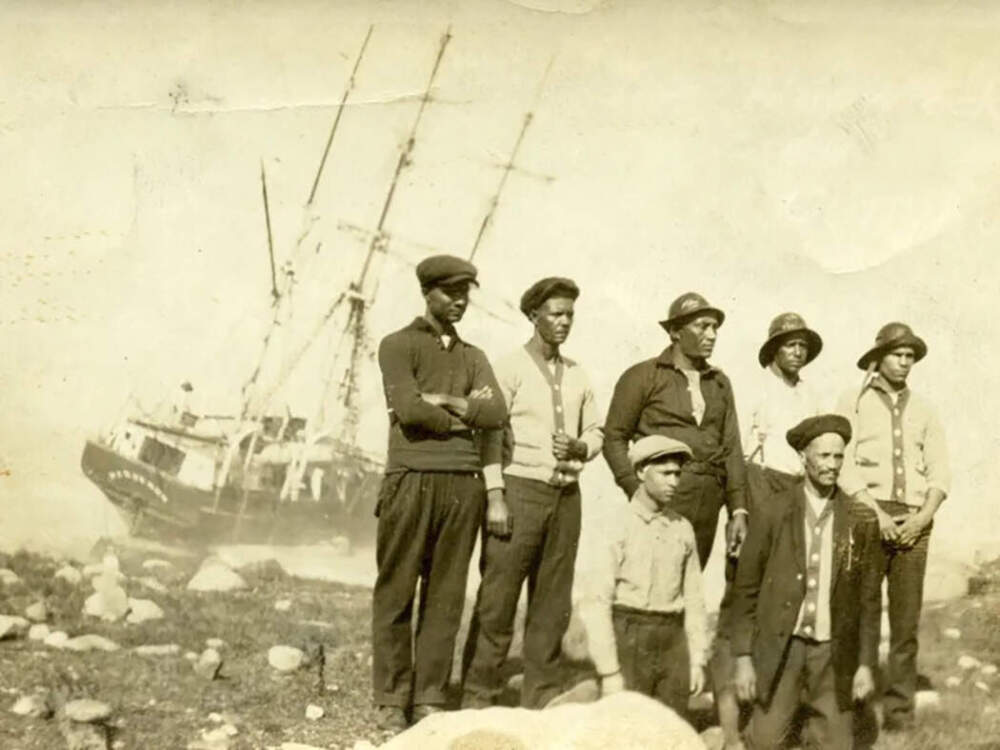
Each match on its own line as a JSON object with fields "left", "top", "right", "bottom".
{"left": 372, "top": 255, "right": 507, "bottom": 731}
{"left": 730, "top": 414, "right": 881, "bottom": 749}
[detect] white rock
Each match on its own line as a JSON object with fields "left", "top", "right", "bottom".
{"left": 305, "top": 703, "right": 324, "bottom": 720}
{"left": 191, "top": 726, "right": 234, "bottom": 749}
{"left": 142, "top": 559, "right": 175, "bottom": 571}
{"left": 28, "top": 623, "right": 51, "bottom": 641}
{"left": 700, "top": 726, "right": 724, "bottom": 750}
{"left": 208, "top": 712, "right": 223, "bottom": 723}
{"left": 65, "top": 698, "right": 113, "bottom": 723}
{"left": 268, "top": 645, "right": 305, "bottom": 673}
{"left": 0, "top": 569, "right": 22, "bottom": 586}
{"left": 126, "top": 598, "right": 164, "bottom": 625}
{"left": 915, "top": 690, "right": 941, "bottom": 712}
{"left": 976, "top": 681, "right": 991, "bottom": 693}
{"left": 135, "top": 644, "right": 181, "bottom": 656}
{"left": 0, "top": 615, "right": 30, "bottom": 640}
{"left": 959, "top": 654, "right": 983, "bottom": 670}
{"left": 194, "top": 648, "right": 224, "bottom": 680}
{"left": 64, "top": 634, "right": 121, "bottom": 652}
{"left": 206, "top": 637, "right": 226, "bottom": 649}
{"left": 380, "top": 691, "right": 705, "bottom": 750}
{"left": 136, "top": 577, "right": 168, "bottom": 593}
{"left": 274, "top": 599, "right": 292, "bottom": 612}
{"left": 25, "top": 601, "right": 49, "bottom": 622}
{"left": 221, "top": 724, "right": 238, "bottom": 737}
{"left": 54, "top": 565, "right": 83, "bottom": 585}
{"left": 983, "top": 664, "right": 999, "bottom": 676}
{"left": 11, "top": 693, "right": 53, "bottom": 718}
{"left": 187, "top": 559, "right": 247, "bottom": 593}
{"left": 946, "top": 676, "right": 962, "bottom": 688}
{"left": 943, "top": 627, "right": 962, "bottom": 640}
{"left": 44, "top": 630, "right": 70, "bottom": 648}
{"left": 84, "top": 584, "right": 130, "bottom": 622}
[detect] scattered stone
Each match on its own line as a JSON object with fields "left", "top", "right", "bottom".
{"left": 187, "top": 559, "right": 247, "bottom": 593}
{"left": 915, "top": 690, "right": 941, "bottom": 712}
{"left": 0, "top": 615, "right": 30, "bottom": 640}
{"left": 44, "top": 630, "right": 70, "bottom": 648}
{"left": 959, "top": 654, "right": 983, "bottom": 670}
{"left": 29, "top": 623, "right": 52, "bottom": 641}
{"left": 135, "top": 644, "right": 181, "bottom": 657}
{"left": 326, "top": 683, "right": 340, "bottom": 693}
{"left": 208, "top": 712, "right": 223, "bottom": 723}
{"left": 507, "top": 673, "right": 524, "bottom": 692}
{"left": 11, "top": 692, "right": 54, "bottom": 719}
{"left": 60, "top": 701, "right": 112, "bottom": 750}
{"left": 194, "top": 648, "right": 223, "bottom": 680}
{"left": 0, "top": 569, "right": 22, "bottom": 586}
{"left": 65, "top": 700, "right": 112, "bottom": 723}
{"left": 64, "top": 634, "right": 121, "bottom": 652}
{"left": 25, "top": 601, "right": 49, "bottom": 622}
{"left": 206, "top": 637, "right": 226, "bottom": 650}
{"left": 976, "top": 681, "right": 991, "bottom": 693}
{"left": 305, "top": 703, "right": 324, "bottom": 720}
{"left": 946, "top": 676, "right": 962, "bottom": 688}
{"left": 142, "top": 559, "right": 175, "bottom": 571}
{"left": 274, "top": 599, "right": 292, "bottom": 612}
{"left": 268, "top": 645, "right": 305, "bottom": 673}
{"left": 126, "top": 598, "right": 164, "bottom": 625}
{"left": 185, "top": 651, "right": 199, "bottom": 661}
{"left": 84, "top": 584, "right": 130, "bottom": 622}
{"left": 188, "top": 725, "right": 236, "bottom": 750}
{"left": 943, "top": 627, "right": 962, "bottom": 640}
{"left": 136, "top": 577, "right": 168, "bottom": 594}
{"left": 983, "top": 664, "right": 999, "bottom": 676}
{"left": 55, "top": 565, "right": 84, "bottom": 585}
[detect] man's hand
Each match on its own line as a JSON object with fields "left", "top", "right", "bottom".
{"left": 552, "top": 432, "right": 585, "bottom": 461}
{"left": 690, "top": 664, "right": 706, "bottom": 697}
{"left": 726, "top": 513, "right": 749, "bottom": 558}
{"left": 896, "top": 511, "right": 931, "bottom": 548}
{"left": 485, "top": 489, "right": 512, "bottom": 539}
{"left": 420, "top": 392, "right": 470, "bottom": 419}
{"left": 875, "top": 508, "right": 901, "bottom": 543}
{"left": 420, "top": 392, "right": 448, "bottom": 408}
{"left": 600, "top": 671, "right": 625, "bottom": 697}
{"left": 468, "top": 385, "right": 494, "bottom": 401}
{"left": 852, "top": 665, "right": 875, "bottom": 702}
{"left": 734, "top": 655, "right": 757, "bottom": 704}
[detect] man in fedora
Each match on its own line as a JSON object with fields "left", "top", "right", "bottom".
{"left": 731, "top": 415, "right": 881, "bottom": 749}
{"left": 835, "top": 322, "right": 950, "bottom": 732}
{"left": 372, "top": 254, "right": 507, "bottom": 730}
{"left": 463, "top": 277, "right": 604, "bottom": 709}
{"left": 604, "top": 291, "right": 748, "bottom": 568}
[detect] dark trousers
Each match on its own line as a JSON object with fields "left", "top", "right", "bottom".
{"left": 371, "top": 471, "right": 485, "bottom": 708}
{"left": 877, "top": 500, "right": 932, "bottom": 724}
{"left": 747, "top": 638, "right": 852, "bottom": 750}
{"left": 613, "top": 605, "right": 690, "bottom": 716}
{"left": 462, "top": 475, "right": 581, "bottom": 708}
{"left": 672, "top": 470, "right": 726, "bottom": 568}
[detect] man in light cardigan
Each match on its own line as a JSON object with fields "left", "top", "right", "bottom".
{"left": 462, "top": 277, "right": 604, "bottom": 709}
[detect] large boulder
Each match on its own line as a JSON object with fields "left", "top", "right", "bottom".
{"left": 380, "top": 691, "right": 706, "bottom": 750}
{"left": 0, "top": 615, "right": 30, "bottom": 640}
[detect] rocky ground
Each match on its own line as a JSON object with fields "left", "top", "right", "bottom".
{"left": 1, "top": 545, "right": 999, "bottom": 749}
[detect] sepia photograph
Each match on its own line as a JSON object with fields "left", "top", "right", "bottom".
{"left": 2, "top": 1, "right": 998, "bottom": 748}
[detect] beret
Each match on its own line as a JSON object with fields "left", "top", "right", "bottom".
{"left": 628, "top": 435, "right": 693, "bottom": 469}
{"left": 857, "top": 322, "right": 927, "bottom": 370}
{"left": 519, "top": 277, "right": 580, "bottom": 317}
{"left": 416, "top": 255, "right": 479, "bottom": 289}
{"left": 659, "top": 292, "right": 725, "bottom": 331}
{"left": 786, "top": 414, "right": 852, "bottom": 452}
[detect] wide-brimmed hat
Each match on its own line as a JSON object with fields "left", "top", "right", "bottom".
{"left": 758, "top": 312, "right": 823, "bottom": 368}
{"left": 659, "top": 292, "right": 725, "bottom": 332}
{"left": 856, "top": 322, "right": 927, "bottom": 370}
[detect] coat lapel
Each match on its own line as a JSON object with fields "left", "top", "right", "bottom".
{"left": 831, "top": 489, "right": 850, "bottom": 594}
{"left": 789, "top": 486, "right": 806, "bottom": 574}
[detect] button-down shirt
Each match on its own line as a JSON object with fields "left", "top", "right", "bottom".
{"left": 603, "top": 345, "right": 747, "bottom": 510}
{"left": 743, "top": 365, "right": 824, "bottom": 476}
{"left": 580, "top": 487, "right": 709, "bottom": 673}
{"left": 794, "top": 482, "right": 834, "bottom": 642}
{"left": 482, "top": 341, "right": 603, "bottom": 490}
{"left": 377, "top": 317, "right": 507, "bottom": 473}
{"left": 835, "top": 376, "right": 950, "bottom": 507}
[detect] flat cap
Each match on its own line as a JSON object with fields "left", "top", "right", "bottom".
{"left": 857, "top": 322, "right": 927, "bottom": 370}
{"left": 786, "top": 414, "right": 852, "bottom": 452}
{"left": 628, "top": 435, "right": 693, "bottom": 469}
{"left": 416, "top": 254, "right": 479, "bottom": 289}
{"left": 519, "top": 277, "right": 580, "bottom": 318}
{"left": 659, "top": 292, "right": 725, "bottom": 331}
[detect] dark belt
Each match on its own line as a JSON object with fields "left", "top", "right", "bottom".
{"left": 683, "top": 460, "right": 726, "bottom": 480}
{"left": 612, "top": 604, "right": 684, "bottom": 622}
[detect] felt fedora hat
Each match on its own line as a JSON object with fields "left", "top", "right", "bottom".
{"left": 856, "top": 322, "right": 927, "bottom": 370}
{"left": 659, "top": 292, "right": 725, "bottom": 332}
{"left": 758, "top": 312, "right": 823, "bottom": 368}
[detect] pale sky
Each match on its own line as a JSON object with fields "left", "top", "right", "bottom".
{"left": 2, "top": 0, "right": 998, "bottom": 561}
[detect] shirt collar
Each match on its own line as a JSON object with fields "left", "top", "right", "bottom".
{"left": 409, "top": 316, "right": 461, "bottom": 345}
{"left": 767, "top": 361, "right": 803, "bottom": 387}
{"left": 655, "top": 344, "right": 717, "bottom": 375}
{"left": 631, "top": 486, "right": 683, "bottom": 524}
{"left": 867, "top": 373, "right": 908, "bottom": 397}
{"left": 525, "top": 336, "right": 562, "bottom": 363}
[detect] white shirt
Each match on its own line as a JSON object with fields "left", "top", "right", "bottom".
{"left": 743, "top": 365, "right": 824, "bottom": 476}
{"left": 794, "top": 482, "right": 834, "bottom": 642}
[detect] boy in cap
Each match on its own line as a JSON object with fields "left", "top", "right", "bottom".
{"left": 835, "top": 322, "right": 950, "bottom": 732}
{"left": 372, "top": 254, "right": 507, "bottom": 730}
{"left": 580, "top": 435, "right": 708, "bottom": 717}
{"left": 730, "top": 415, "right": 881, "bottom": 750}
{"left": 463, "top": 276, "right": 604, "bottom": 709}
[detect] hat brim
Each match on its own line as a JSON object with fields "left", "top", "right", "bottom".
{"left": 427, "top": 274, "right": 479, "bottom": 289}
{"left": 856, "top": 334, "right": 927, "bottom": 370}
{"left": 658, "top": 306, "right": 726, "bottom": 332}
{"left": 632, "top": 447, "right": 693, "bottom": 469}
{"left": 758, "top": 328, "right": 823, "bottom": 368}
